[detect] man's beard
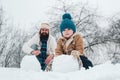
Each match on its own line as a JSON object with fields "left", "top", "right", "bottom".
{"left": 40, "top": 32, "right": 49, "bottom": 40}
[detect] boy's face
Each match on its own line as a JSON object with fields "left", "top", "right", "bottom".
{"left": 62, "top": 28, "right": 74, "bottom": 38}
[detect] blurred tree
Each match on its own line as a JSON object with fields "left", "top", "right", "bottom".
{"left": 106, "top": 14, "right": 120, "bottom": 64}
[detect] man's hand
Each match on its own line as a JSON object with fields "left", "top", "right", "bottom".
{"left": 31, "top": 50, "right": 40, "bottom": 56}
{"left": 45, "top": 54, "right": 54, "bottom": 64}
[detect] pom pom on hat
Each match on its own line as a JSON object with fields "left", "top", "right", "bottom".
{"left": 60, "top": 13, "right": 76, "bottom": 33}
{"left": 62, "top": 13, "right": 72, "bottom": 20}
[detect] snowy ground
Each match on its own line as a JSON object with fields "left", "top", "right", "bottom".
{"left": 0, "top": 61, "right": 120, "bottom": 80}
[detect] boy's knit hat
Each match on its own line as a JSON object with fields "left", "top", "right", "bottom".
{"left": 60, "top": 13, "right": 76, "bottom": 33}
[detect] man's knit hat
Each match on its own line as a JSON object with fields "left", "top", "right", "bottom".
{"left": 60, "top": 13, "right": 76, "bottom": 33}
{"left": 40, "top": 23, "right": 50, "bottom": 29}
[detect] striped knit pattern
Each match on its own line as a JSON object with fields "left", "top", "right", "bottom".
{"left": 38, "top": 37, "right": 48, "bottom": 71}
{"left": 40, "top": 38, "right": 48, "bottom": 59}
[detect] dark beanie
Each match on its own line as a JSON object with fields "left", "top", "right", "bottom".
{"left": 60, "top": 13, "right": 76, "bottom": 33}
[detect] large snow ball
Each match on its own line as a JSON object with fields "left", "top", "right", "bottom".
{"left": 20, "top": 55, "right": 42, "bottom": 72}
{"left": 52, "top": 55, "right": 79, "bottom": 73}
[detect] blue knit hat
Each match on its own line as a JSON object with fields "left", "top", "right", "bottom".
{"left": 60, "top": 13, "right": 76, "bottom": 33}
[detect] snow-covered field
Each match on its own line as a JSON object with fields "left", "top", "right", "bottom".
{"left": 0, "top": 61, "right": 120, "bottom": 80}
{"left": 0, "top": 55, "right": 120, "bottom": 80}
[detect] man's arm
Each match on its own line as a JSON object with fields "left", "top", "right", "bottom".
{"left": 22, "top": 34, "right": 39, "bottom": 54}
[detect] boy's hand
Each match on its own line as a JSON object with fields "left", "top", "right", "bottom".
{"left": 45, "top": 54, "right": 54, "bottom": 64}
{"left": 71, "top": 50, "right": 80, "bottom": 59}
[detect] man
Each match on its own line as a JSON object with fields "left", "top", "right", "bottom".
{"left": 22, "top": 23, "right": 56, "bottom": 71}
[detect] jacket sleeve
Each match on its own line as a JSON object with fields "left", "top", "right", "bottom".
{"left": 49, "top": 36, "right": 57, "bottom": 54}
{"left": 55, "top": 39, "right": 63, "bottom": 55}
{"left": 22, "top": 34, "right": 38, "bottom": 54}
{"left": 75, "top": 34, "right": 84, "bottom": 55}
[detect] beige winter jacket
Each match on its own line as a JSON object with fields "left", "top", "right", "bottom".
{"left": 55, "top": 33, "right": 84, "bottom": 56}
{"left": 22, "top": 33, "right": 56, "bottom": 55}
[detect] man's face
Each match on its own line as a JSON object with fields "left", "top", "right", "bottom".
{"left": 40, "top": 28, "right": 49, "bottom": 36}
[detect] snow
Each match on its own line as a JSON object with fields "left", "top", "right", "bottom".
{"left": 21, "top": 55, "right": 80, "bottom": 72}
{"left": 0, "top": 55, "right": 120, "bottom": 80}
{"left": 20, "top": 55, "right": 42, "bottom": 72}
{"left": 52, "top": 55, "right": 80, "bottom": 73}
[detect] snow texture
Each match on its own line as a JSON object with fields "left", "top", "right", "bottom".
{"left": 20, "top": 55, "right": 42, "bottom": 72}
{"left": 0, "top": 61, "right": 120, "bottom": 80}
{"left": 1, "top": 54, "right": 119, "bottom": 80}
{"left": 52, "top": 55, "right": 79, "bottom": 73}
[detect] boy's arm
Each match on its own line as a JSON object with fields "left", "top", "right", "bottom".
{"left": 55, "top": 39, "right": 63, "bottom": 56}
{"left": 75, "top": 34, "right": 84, "bottom": 55}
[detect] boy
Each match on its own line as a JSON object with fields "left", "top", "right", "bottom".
{"left": 55, "top": 13, "right": 93, "bottom": 69}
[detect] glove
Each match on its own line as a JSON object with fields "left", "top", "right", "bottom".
{"left": 80, "top": 55, "right": 93, "bottom": 69}
{"left": 71, "top": 50, "right": 80, "bottom": 59}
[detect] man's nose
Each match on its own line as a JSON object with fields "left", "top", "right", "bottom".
{"left": 42, "top": 30, "right": 46, "bottom": 32}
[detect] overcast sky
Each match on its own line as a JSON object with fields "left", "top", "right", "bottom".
{"left": 1, "top": 0, "right": 120, "bottom": 30}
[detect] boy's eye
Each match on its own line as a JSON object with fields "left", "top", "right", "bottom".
{"left": 67, "top": 28, "right": 71, "bottom": 30}
{"left": 63, "top": 29, "right": 66, "bottom": 31}
{"left": 63, "top": 28, "right": 71, "bottom": 31}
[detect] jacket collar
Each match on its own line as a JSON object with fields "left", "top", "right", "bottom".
{"left": 60, "top": 32, "right": 80, "bottom": 48}
{"left": 60, "top": 32, "right": 80, "bottom": 40}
